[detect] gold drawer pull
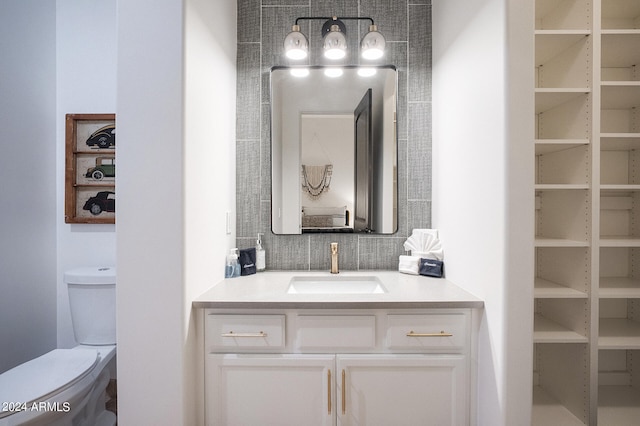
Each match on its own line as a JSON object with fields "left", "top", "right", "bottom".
{"left": 328, "top": 369, "right": 332, "bottom": 414}
{"left": 341, "top": 369, "right": 346, "bottom": 415}
{"left": 221, "top": 331, "right": 267, "bottom": 337}
{"left": 406, "top": 330, "right": 453, "bottom": 337}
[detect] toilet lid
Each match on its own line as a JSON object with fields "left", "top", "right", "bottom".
{"left": 0, "top": 349, "right": 98, "bottom": 409}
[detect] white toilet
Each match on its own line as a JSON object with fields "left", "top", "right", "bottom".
{"left": 0, "top": 266, "right": 117, "bottom": 426}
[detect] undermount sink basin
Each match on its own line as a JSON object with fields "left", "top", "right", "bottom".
{"left": 287, "top": 276, "right": 388, "bottom": 294}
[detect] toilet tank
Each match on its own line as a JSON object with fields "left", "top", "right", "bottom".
{"left": 65, "top": 266, "right": 116, "bottom": 345}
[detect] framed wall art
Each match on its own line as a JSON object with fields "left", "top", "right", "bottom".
{"left": 65, "top": 113, "right": 116, "bottom": 224}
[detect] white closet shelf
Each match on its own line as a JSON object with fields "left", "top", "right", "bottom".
{"left": 534, "top": 314, "right": 588, "bottom": 343}
{"left": 536, "top": 89, "right": 590, "bottom": 114}
{"left": 535, "top": 238, "right": 589, "bottom": 247}
{"left": 599, "top": 318, "right": 640, "bottom": 349}
{"left": 600, "top": 237, "right": 640, "bottom": 247}
{"left": 601, "top": 133, "right": 640, "bottom": 138}
{"left": 600, "top": 277, "right": 640, "bottom": 298}
{"left": 535, "top": 139, "right": 590, "bottom": 156}
{"left": 602, "top": 29, "right": 640, "bottom": 35}
{"left": 602, "top": 81, "right": 640, "bottom": 86}
{"left": 535, "top": 278, "right": 588, "bottom": 298}
{"left": 600, "top": 184, "right": 640, "bottom": 191}
{"left": 536, "top": 184, "right": 589, "bottom": 190}
{"left": 598, "top": 385, "right": 640, "bottom": 426}
{"left": 532, "top": 386, "right": 586, "bottom": 426}
{"left": 534, "top": 30, "right": 591, "bottom": 35}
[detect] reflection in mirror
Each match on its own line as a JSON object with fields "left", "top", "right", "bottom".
{"left": 271, "top": 66, "right": 397, "bottom": 235}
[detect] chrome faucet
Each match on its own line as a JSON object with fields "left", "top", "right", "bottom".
{"left": 330, "top": 242, "right": 339, "bottom": 274}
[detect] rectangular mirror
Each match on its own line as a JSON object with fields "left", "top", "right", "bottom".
{"left": 271, "top": 65, "right": 398, "bottom": 234}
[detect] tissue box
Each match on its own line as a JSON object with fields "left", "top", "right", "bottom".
{"left": 419, "top": 258, "right": 443, "bottom": 278}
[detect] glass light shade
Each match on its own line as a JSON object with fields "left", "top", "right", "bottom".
{"left": 323, "top": 25, "right": 347, "bottom": 60}
{"left": 284, "top": 25, "right": 308, "bottom": 60}
{"left": 361, "top": 25, "right": 386, "bottom": 60}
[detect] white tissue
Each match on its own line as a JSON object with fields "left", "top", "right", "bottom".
{"left": 398, "top": 255, "right": 420, "bottom": 275}
{"left": 403, "top": 229, "right": 444, "bottom": 261}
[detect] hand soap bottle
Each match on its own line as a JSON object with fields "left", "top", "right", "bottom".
{"left": 225, "top": 248, "right": 241, "bottom": 278}
{"left": 255, "top": 233, "right": 266, "bottom": 272}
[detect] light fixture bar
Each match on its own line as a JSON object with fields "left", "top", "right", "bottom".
{"left": 293, "top": 16, "right": 375, "bottom": 26}
{"left": 284, "top": 16, "right": 385, "bottom": 61}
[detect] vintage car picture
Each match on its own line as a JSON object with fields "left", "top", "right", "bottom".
{"left": 65, "top": 113, "right": 116, "bottom": 223}
{"left": 85, "top": 124, "right": 116, "bottom": 149}
{"left": 85, "top": 157, "right": 115, "bottom": 180}
{"left": 83, "top": 191, "right": 116, "bottom": 216}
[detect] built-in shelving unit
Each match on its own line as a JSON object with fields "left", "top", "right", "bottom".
{"left": 598, "top": 1, "right": 640, "bottom": 423}
{"left": 534, "top": 0, "right": 640, "bottom": 423}
{"left": 534, "top": 3, "right": 593, "bottom": 424}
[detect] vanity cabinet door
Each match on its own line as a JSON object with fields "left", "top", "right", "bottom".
{"left": 206, "top": 354, "right": 335, "bottom": 426}
{"left": 336, "top": 354, "right": 468, "bottom": 426}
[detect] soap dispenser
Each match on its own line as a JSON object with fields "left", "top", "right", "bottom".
{"left": 225, "top": 248, "right": 241, "bottom": 278}
{"left": 255, "top": 233, "right": 266, "bottom": 272}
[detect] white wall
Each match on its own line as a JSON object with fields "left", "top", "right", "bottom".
{"left": 116, "top": 0, "right": 236, "bottom": 424}
{"left": 431, "top": 0, "right": 534, "bottom": 424}
{"left": 301, "top": 115, "right": 354, "bottom": 216}
{"left": 56, "top": 0, "right": 117, "bottom": 349}
{"left": 0, "top": 0, "right": 117, "bottom": 375}
{"left": 184, "top": 0, "right": 237, "bottom": 421}
{"left": 0, "top": 0, "right": 57, "bottom": 374}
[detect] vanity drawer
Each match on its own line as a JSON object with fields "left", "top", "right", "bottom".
{"left": 295, "top": 315, "right": 376, "bottom": 350}
{"left": 386, "top": 314, "right": 467, "bottom": 353}
{"left": 207, "top": 314, "right": 285, "bottom": 351}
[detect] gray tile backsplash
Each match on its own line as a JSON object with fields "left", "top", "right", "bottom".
{"left": 236, "top": 0, "right": 432, "bottom": 270}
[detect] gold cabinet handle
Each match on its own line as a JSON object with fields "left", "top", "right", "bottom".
{"left": 341, "top": 369, "right": 346, "bottom": 415}
{"left": 220, "top": 331, "right": 267, "bottom": 337}
{"left": 327, "top": 369, "right": 332, "bottom": 414}
{"left": 406, "top": 330, "right": 453, "bottom": 337}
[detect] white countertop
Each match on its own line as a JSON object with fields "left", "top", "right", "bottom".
{"left": 193, "top": 271, "right": 484, "bottom": 309}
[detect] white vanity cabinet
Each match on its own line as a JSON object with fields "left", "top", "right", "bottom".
{"left": 207, "top": 354, "right": 334, "bottom": 426}
{"left": 203, "top": 309, "right": 475, "bottom": 426}
{"left": 337, "top": 354, "right": 466, "bottom": 426}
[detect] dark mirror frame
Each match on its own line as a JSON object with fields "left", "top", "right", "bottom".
{"left": 270, "top": 65, "right": 398, "bottom": 235}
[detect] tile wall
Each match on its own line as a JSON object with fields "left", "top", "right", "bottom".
{"left": 236, "top": 0, "right": 432, "bottom": 270}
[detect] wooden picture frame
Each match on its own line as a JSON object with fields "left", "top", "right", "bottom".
{"left": 65, "top": 113, "right": 116, "bottom": 224}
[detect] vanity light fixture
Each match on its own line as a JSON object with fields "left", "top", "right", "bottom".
{"left": 284, "top": 25, "right": 309, "bottom": 60}
{"left": 360, "top": 24, "right": 386, "bottom": 60}
{"left": 284, "top": 16, "right": 385, "bottom": 61}
{"left": 321, "top": 18, "right": 348, "bottom": 60}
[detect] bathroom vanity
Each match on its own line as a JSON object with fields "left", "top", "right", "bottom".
{"left": 194, "top": 272, "right": 483, "bottom": 426}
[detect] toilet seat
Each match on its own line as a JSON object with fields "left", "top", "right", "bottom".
{"left": 0, "top": 348, "right": 98, "bottom": 418}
